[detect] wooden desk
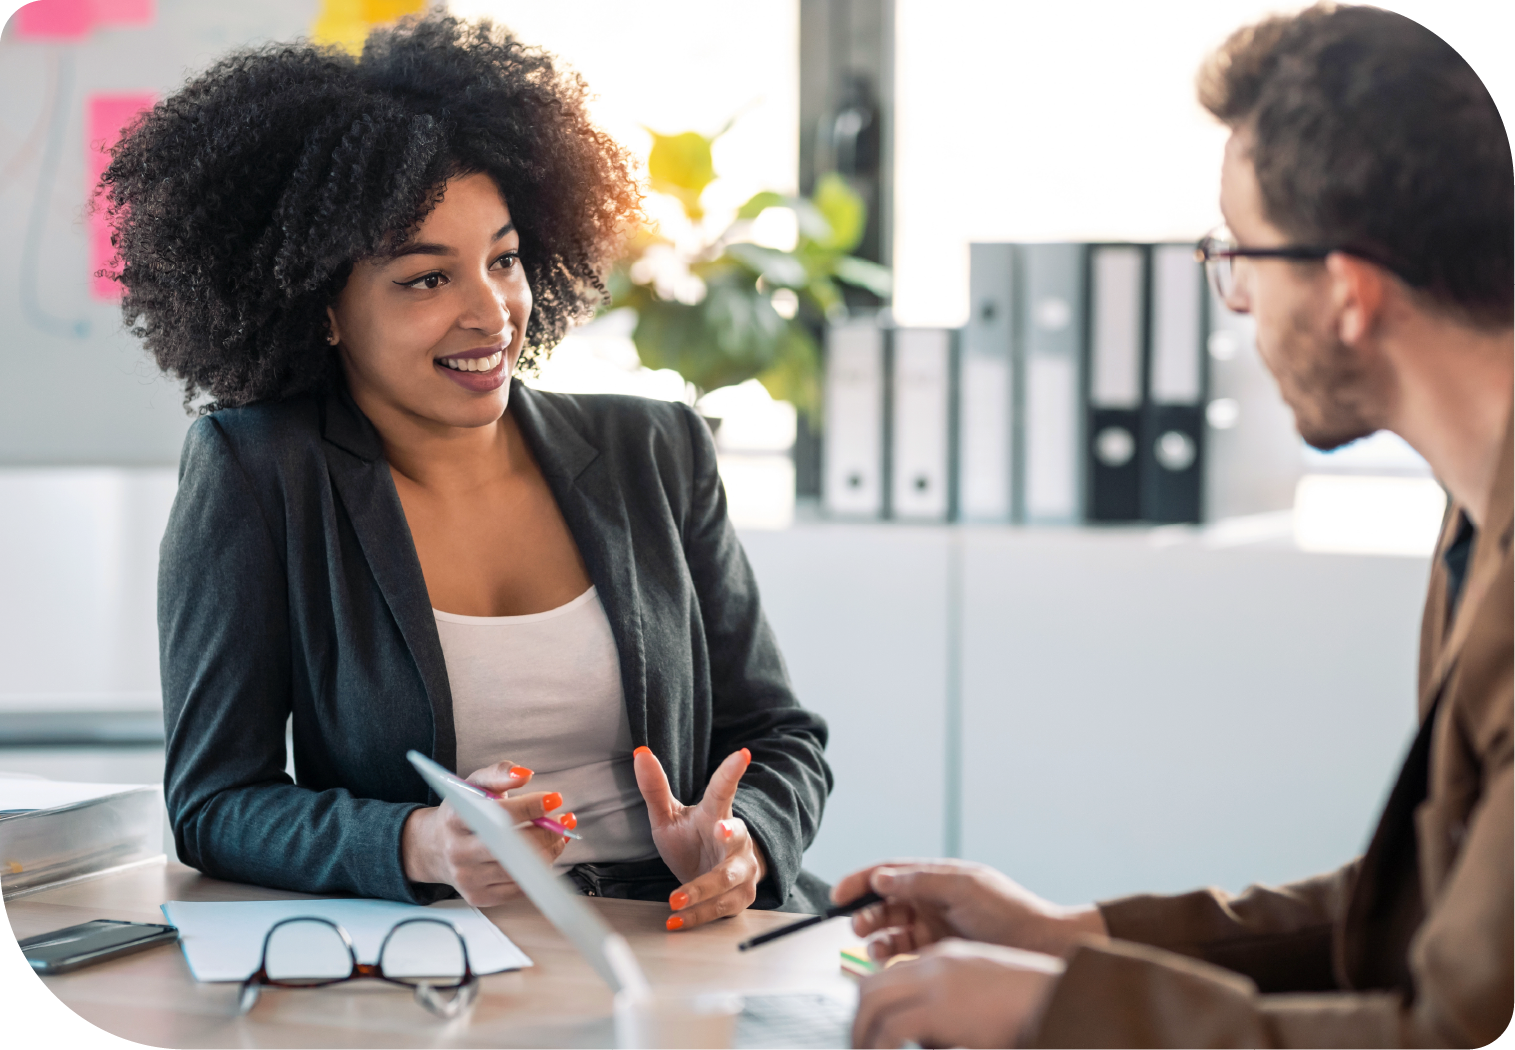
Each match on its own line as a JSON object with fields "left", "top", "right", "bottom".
{"left": 5, "top": 859, "right": 855, "bottom": 1048}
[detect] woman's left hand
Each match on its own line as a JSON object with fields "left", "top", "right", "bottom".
{"left": 633, "top": 745, "right": 767, "bottom": 930}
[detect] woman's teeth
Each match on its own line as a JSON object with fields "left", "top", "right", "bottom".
{"left": 440, "top": 351, "right": 504, "bottom": 373}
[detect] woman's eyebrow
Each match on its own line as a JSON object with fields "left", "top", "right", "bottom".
{"left": 388, "top": 222, "right": 517, "bottom": 261}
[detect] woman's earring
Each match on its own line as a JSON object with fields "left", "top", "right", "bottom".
{"left": 326, "top": 330, "right": 338, "bottom": 346}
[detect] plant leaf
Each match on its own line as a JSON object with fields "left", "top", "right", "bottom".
{"left": 790, "top": 198, "right": 835, "bottom": 243}
{"left": 646, "top": 129, "right": 716, "bottom": 220}
{"left": 812, "top": 172, "right": 867, "bottom": 253}
{"left": 803, "top": 274, "right": 844, "bottom": 318}
{"left": 757, "top": 324, "right": 821, "bottom": 419}
{"left": 736, "top": 190, "right": 789, "bottom": 220}
{"left": 631, "top": 279, "right": 789, "bottom": 395}
{"left": 832, "top": 255, "right": 893, "bottom": 297}
{"left": 725, "top": 242, "right": 809, "bottom": 288}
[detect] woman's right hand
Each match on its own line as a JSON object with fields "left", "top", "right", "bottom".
{"left": 400, "top": 761, "right": 572, "bottom": 906}
{"left": 832, "top": 859, "right": 1108, "bottom": 962}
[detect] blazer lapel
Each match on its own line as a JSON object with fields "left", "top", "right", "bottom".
{"left": 1420, "top": 415, "right": 1514, "bottom": 707}
{"left": 321, "top": 385, "right": 457, "bottom": 775}
{"left": 509, "top": 381, "right": 650, "bottom": 749}
{"left": 1340, "top": 412, "right": 1514, "bottom": 990}
{"left": 1416, "top": 507, "right": 1458, "bottom": 715}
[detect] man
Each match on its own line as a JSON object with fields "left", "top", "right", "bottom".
{"left": 840, "top": 6, "right": 1512, "bottom": 1047}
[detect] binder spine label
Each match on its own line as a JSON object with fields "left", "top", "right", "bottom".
{"left": 959, "top": 244, "right": 1016, "bottom": 522}
{"left": 959, "top": 355, "right": 1011, "bottom": 519}
{"left": 823, "top": 321, "right": 886, "bottom": 517}
{"left": 890, "top": 328, "right": 952, "bottom": 521}
{"left": 1019, "top": 243, "right": 1086, "bottom": 525}
{"left": 1086, "top": 245, "right": 1148, "bottom": 522}
{"left": 1142, "top": 244, "right": 1208, "bottom": 523}
{"left": 1024, "top": 354, "right": 1079, "bottom": 522}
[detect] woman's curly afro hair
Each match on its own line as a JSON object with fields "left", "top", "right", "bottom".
{"left": 100, "top": 13, "right": 640, "bottom": 410}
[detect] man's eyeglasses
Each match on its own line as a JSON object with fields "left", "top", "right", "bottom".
{"left": 237, "top": 916, "right": 479, "bottom": 1018}
{"left": 1194, "top": 225, "right": 1410, "bottom": 305}
{"left": 1194, "top": 226, "right": 1339, "bottom": 303}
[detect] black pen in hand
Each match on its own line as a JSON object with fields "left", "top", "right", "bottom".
{"left": 737, "top": 891, "right": 885, "bottom": 951}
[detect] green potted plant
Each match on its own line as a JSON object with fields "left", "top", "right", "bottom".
{"left": 607, "top": 123, "right": 891, "bottom": 421}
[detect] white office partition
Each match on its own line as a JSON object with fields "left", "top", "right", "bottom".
{"left": 740, "top": 526, "right": 951, "bottom": 881}
{"left": 956, "top": 529, "right": 1428, "bottom": 903}
{"left": 0, "top": 468, "right": 174, "bottom": 713}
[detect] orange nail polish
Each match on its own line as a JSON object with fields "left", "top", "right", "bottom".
{"left": 634, "top": 746, "right": 652, "bottom": 757}
{"left": 509, "top": 766, "right": 533, "bottom": 779}
{"left": 666, "top": 915, "right": 684, "bottom": 931}
{"left": 670, "top": 890, "right": 689, "bottom": 910}
{"left": 542, "top": 792, "right": 562, "bottom": 811}
{"left": 740, "top": 747, "right": 751, "bottom": 763}
{"left": 721, "top": 822, "right": 734, "bottom": 841}
{"left": 559, "top": 812, "right": 578, "bottom": 830}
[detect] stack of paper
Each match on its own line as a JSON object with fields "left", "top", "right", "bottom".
{"left": 0, "top": 774, "right": 163, "bottom": 899}
{"left": 161, "top": 898, "right": 533, "bottom": 981}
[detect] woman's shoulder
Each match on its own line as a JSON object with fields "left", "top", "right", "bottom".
{"left": 524, "top": 386, "right": 698, "bottom": 434}
{"left": 516, "top": 386, "right": 717, "bottom": 507}
{"left": 181, "top": 393, "right": 329, "bottom": 480}
{"left": 521, "top": 387, "right": 709, "bottom": 464}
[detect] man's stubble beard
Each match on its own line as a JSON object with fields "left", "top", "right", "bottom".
{"left": 1269, "top": 302, "right": 1383, "bottom": 452}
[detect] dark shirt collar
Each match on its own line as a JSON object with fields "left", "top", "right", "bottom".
{"left": 1442, "top": 509, "right": 1477, "bottom": 625}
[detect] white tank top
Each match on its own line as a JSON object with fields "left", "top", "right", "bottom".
{"left": 434, "top": 586, "right": 657, "bottom": 868}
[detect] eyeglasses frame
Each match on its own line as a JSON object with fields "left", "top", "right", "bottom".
{"left": 1194, "top": 228, "right": 1411, "bottom": 305}
{"left": 237, "top": 915, "right": 480, "bottom": 1018}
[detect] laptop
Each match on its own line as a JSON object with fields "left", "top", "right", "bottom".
{"left": 407, "top": 750, "right": 853, "bottom": 1048}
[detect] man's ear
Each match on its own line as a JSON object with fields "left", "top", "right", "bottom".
{"left": 1325, "top": 252, "right": 1386, "bottom": 347}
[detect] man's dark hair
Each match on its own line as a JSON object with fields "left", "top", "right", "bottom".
{"left": 99, "top": 13, "right": 640, "bottom": 410}
{"left": 1198, "top": 3, "right": 1512, "bottom": 327}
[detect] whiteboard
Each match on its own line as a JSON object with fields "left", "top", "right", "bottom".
{"left": 0, "top": 1, "right": 316, "bottom": 465}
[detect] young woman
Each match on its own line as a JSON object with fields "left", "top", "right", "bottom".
{"left": 106, "top": 14, "right": 831, "bottom": 926}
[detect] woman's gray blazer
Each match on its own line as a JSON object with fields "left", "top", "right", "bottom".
{"left": 158, "top": 378, "right": 832, "bottom": 908}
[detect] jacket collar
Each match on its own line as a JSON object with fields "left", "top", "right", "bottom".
{"left": 505, "top": 380, "right": 599, "bottom": 481}
{"left": 320, "top": 380, "right": 384, "bottom": 462}
{"left": 319, "top": 380, "right": 456, "bottom": 778}
{"left": 509, "top": 382, "right": 648, "bottom": 751}
{"left": 1419, "top": 410, "right": 1514, "bottom": 711}
{"left": 318, "top": 378, "right": 646, "bottom": 766}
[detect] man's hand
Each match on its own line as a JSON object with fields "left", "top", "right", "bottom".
{"left": 833, "top": 859, "right": 1107, "bottom": 961}
{"left": 634, "top": 746, "right": 767, "bottom": 931}
{"left": 400, "top": 761, "right": 572, "bottom": 906}
{"left": 852, "top": 939, "right": 1064, "bottom": 1049}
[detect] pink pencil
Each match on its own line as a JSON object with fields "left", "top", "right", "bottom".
{"left": 452, "top": 777, "right": 583, "bottom": 839}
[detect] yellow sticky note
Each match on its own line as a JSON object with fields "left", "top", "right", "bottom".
{"left": 362, "top": 0, "right": 425, "bottom": 21}
{"left": 312, "top": 0, "right": 424, "bottom": 55}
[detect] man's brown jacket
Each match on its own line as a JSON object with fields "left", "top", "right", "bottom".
{"left": 1031, "top": 421, "right": 1513, "bottom": 1048}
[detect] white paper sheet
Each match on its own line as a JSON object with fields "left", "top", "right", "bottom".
{"left": 160, "top": 898, "right": 532, "bottom": 982}
{"left": 0, "top": 776, "right": 152, "bottom": 814}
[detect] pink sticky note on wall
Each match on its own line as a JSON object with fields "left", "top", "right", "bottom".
{"left": 15, "top": 0, "right": 96, "bottom": 39}
{"left": 88, "top": 93, "right": 155, "bottom": 299}
{"left": 93, "top": 0, "right": 154, "bottom": 27}
{"left": 13, "top": 0, "right": 154, "bottom": 40}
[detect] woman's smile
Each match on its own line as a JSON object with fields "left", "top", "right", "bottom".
{"left": 436, "top": 345, "right": 509, "bottom": 392}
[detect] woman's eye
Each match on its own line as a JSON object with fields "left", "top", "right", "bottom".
{"left": 399, "top": 272, "right": 447, "bottom": 290}
{"left": 492, "top": 252, "right": 520, "bottom": 271}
